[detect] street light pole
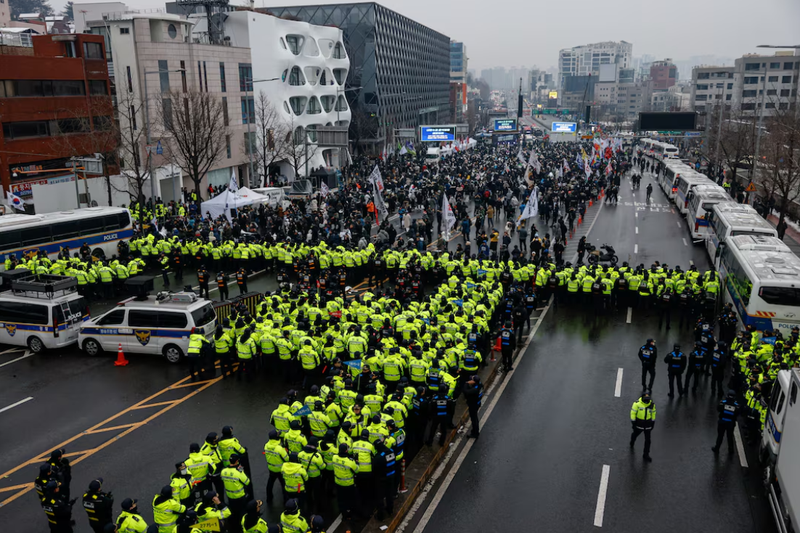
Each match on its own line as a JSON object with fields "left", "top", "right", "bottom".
{"left": 751, "top": 64, "right": 770, "bottom": 191}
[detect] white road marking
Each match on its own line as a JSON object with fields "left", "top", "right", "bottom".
{"left": 0, "top": 347, "right": 24, "bottom": 356}
{"left": 614, "top": 369, "right": 624, "bottom": 397}
{"left": 635, "top": 227, "right": 639, "bottom": 234}
{"left": 410, "top": 301, "right": 552, "bottom": 533}
{"left": 635, "top": 212, "right": 638, "bottom": 219}
{"left": 677, "top": 221, "right": 681, "bottom": 227}
{"left": 634, "top": 244, "right": 638, "bottom": 254}
{"left": 593, "top": 465, "right": 611, "bottom": 527}
{"left": 0, "top": 396, "right": 33, "bottom": 414}
{"left": 327, "top": 515, "right": 342, "bottom": 533}
{"left": 734, "top": 425, "right": 749, "bottom": 468}
{"left": 0, "top": 350, "right": 33, "bottom": 369}
{"left": 690, "top": 259, "right": 694, "bottom": 266}
{"left": 626, "top": 307, "right": 632, "bottom": 324}
{"left": 682, "top": 238, "right": 688, "bottom": 247}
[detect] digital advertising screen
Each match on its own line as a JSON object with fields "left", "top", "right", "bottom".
{"left": 420, "top": 125, "right": 457, "bottom": 142}
{"left": 493, "top": 118, "right": 518, "bottom": 132}
{"left": 551, "top": 122, "right": 577, "bottom": 133}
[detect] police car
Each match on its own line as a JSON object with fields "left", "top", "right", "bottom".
{"left": 78, "top": 291, "right": 216, "bottom": 363}
{"left": 0, "top": 273, "right": 89, "bottom": 353}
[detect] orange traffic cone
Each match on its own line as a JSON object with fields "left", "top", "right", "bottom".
{"left": 114, "top": 343, "right": 129, "bottom": 366}
{"left": 589, "top": 199, "right": 593, "bottom": 207}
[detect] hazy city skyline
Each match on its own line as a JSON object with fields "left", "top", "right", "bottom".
{"left": 57, "top": 0, "right": 799, "bottom": 71}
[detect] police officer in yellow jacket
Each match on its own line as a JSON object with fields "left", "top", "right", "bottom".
{"left": 152, "top": 485, "right": 185, "bottom": 533}
{"left": 630, "top": 391, "right": 656, "bottom": 462}
{"left": 220, "top": 454, "right": 251, "bottom": 533}
{"left": 188, "top": 332, "right": 211, "bottom": 382}
{"left": 193, "top": 491, "right": 231, "bottom": 532}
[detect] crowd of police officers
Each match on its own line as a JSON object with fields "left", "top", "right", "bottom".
{"left": 34, "top": 245, "right": 512, "bottom": 533}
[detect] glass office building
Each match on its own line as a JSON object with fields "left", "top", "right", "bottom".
{"left": 265, "top": 3, "right": 451, "bottom": 148}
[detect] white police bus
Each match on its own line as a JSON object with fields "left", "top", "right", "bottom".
{"left": 706, "top": 203, "right": 778, "bottom": 267}
{"left": 675, "top": 172, "right": 715, "bottom": 215}
{"left": 685, "top": 184, "right": 734, "bottom": 242}
{"left": 0, "top": 207, "right": 133, "bottom": 268}
{"left": 718, "top": 234, "right": 800, "bottom": 336}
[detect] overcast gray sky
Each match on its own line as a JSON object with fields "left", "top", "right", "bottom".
{"left": 64, "top": 0, "right": 800, "bottom": 70}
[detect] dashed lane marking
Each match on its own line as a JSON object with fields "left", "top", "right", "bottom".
{"left": 593, "top": 465, "right": 611, "bottom": 527}
{"left": 634, "top": 244, "right": 638, "bottom": 254}
{"left": 635, "top": 227, "right": 639, "bottom": 234}
{"left": 682, "top": 238, "right": 688, "bottom": 247}
{"left": 626, "top": 307, "right": 632, "bottom": 324}
{"left": 0, "top": 396, "right": 33, "bottom": 414}
{"left": 614, "top": 370, "right": 623, "bottom": 398}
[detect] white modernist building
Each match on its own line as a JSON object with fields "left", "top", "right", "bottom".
{"left": 224, "top": 11, "right": 351, "bottom": 180}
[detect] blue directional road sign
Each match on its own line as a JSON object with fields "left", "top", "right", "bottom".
{"left": 156, "top": 140, "right": 163, "bottom": 155}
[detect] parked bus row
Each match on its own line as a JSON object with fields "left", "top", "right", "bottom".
{"left": 638, "top": 141, "right": 800, "bottom": 339}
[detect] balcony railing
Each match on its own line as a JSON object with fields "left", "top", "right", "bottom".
{"left": 0, "top": 33, "right": 33, "bottom": 48}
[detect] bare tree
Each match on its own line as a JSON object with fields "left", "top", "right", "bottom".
{"left": 757, "top": 104, "right": 800, "bottom": 226}
{"left": 280, "top": 114, "right": 318, "bottom": 180}
{"left": 112, "top": 90, "right": 152, "bottom": 204}
{"left": 158, "top": 90, "right": 227, "bottom": 204}
{"left": 705, "top": 104, "right": 756, "bottom": 194}
{"left": 248, "top": 91, "right": 290, "bottom": 187}
{"left": 49, "top": 95, "right": 120, "bottom": 205}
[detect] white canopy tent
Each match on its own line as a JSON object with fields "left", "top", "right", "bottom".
{"left": 200, "top": 187, "right": 269, "bottom": 222}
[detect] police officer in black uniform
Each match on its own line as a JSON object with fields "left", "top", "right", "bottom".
{"left": 82, "top": 478, "right": 113, "bottom": 533}
{"left": 216, "top": 271, "right": 229, "bottom": 301}
{"left": 685, "top": 342, "right": 705, "bottom": 393}
{"left": 463, "top": 375, "right": 483, "bottom": 438}
{"left": 426, "top": 388, "right": 451, "bottom": 447}
{"left": 710, "top": 342, "right": 729, "bottom": 397}
{"left": 512, "top": 302, "right": 527, "bottom": 343}
{"left": 41, "top": 480, "right": 75, "bottom": 533}
{"left": 197, "top": 265, "right": 210, "bottom": 299}
{"left": 638, "top": 339, "right": 657, "bottom": 390}
{"left": 712, "top": 391, "right": 741, "bottom": 454}
{"left": 47, "top": 449, "right": 72, "bottom": 501}
{"left": 664, "top": 344, "right": 687, "bottom": 397}
{"left": 499, "top": 321, "right": 516, "bottom": 371}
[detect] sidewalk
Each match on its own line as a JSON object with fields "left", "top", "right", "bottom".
{"left": 766, "top": 214, "right": 800, "bottom": 256}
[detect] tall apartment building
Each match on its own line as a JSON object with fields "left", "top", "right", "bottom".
{"left": 691, "top": 52, "right": 799, "bottom": 117}
{"left": 0, "top": 34, "right": 117, "bottom": 209}
{"left": 87, "top": 13, "right": 252, "bottom": 201}
{"left": 558, "top": 41, "right": 632, "bottom": 93}
{"left": 266, "top": 3, "right": 451, "bottom": 150}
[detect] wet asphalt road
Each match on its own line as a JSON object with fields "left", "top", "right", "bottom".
{"left": 419, "top": 172, "right": 775, "bottom": 532}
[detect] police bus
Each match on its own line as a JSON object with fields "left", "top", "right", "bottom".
{"left": 675, "top": 172, "right": 715, "bottom": 215}
{"left": 660, "top": 160, "right": 694, "bottom": 199}
{"left": 706, "top": 203, "right": 778, "bottom": 267}
{"left": 718, "top": 234, "right": 800, "bottom": 336}
{"left": 685, "top": 184, "right": 734, "bottom": 242}
{"left": 0, "top": 207, "right": 133, "bottom": 268}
